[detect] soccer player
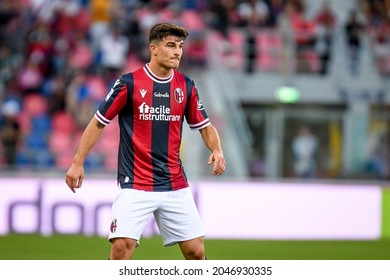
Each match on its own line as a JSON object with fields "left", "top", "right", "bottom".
{"left": 65, "top": 22, "right": 226, "bottom": 260}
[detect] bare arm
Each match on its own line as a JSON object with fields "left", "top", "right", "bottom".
{"left": 65, "top": 117, "right": 105, "bottom": 193}
{"left": 199, "top": 124, "right": 226, "bottom": 176}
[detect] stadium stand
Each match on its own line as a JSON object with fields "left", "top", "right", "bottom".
{"left": 0, "top": 0, "right": 389, "bottom": 179}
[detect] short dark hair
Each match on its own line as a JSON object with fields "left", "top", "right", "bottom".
{"left": 148, "top": 23, "right": 189, "bottom": 44}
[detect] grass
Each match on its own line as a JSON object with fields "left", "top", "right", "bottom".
{"left": 0, "top": 234, "right": 390, "bottom": 260}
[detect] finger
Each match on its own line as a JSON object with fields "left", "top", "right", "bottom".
{"left": 77, "top": 176, "right": 84, "bottom": 188}
{"left": 208, "top": 154, "right": 214, "bottom": 165}
{"left": 213, "top": 164, "right": 221, "bottom": 175}
{"left": 71, "top": 179, "right": 79, "bottom": 192}
{"left": 66, "top": 176, "right": 77, "bottom": 193}
{"left": 213, "top": 158, "right": 226, "bottom": 175}
{"left": 68, "top": 180, "right": 76, "bottom": 193}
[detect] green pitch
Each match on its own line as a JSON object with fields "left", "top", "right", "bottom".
{"left": 0, "top": 234, "right": 390, "bottom": 260}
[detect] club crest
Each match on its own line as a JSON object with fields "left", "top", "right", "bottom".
{"left": 110, "top": 219, "right": 117, "bottom": 233}
{"left": 174, "top": 88, "right": 184, "bottom": 103}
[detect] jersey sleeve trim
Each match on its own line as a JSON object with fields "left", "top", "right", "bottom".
{"left": 189, "top": 118, "right": 210, "bottom": 130}
{"left": 95, "top": 111, "right": 110, "bottom": 126}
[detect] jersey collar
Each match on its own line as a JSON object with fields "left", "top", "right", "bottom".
{"left": 143, "top": 64, "right": 174, "bottom": 83}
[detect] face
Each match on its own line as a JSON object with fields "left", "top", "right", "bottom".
{"left": 150, "top": 36, "right": 184, "bottom": 70}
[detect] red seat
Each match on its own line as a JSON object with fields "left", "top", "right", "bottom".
{"left": 180, "top": 10, "right": 205, "bottom": 31}
{"left": 23, "top": 93, "right": 47, "bottom": 117}
{"left": 51, "top": 111, "right": 77, "bottom": 134}
{"left": 229, "top": 29, "right": 245, "bottom": 48}
{"left": 86, "top": 76, "right": 108, "bottom": 101}
{"left": 54, "top": 151, "right": 74, "bottom": 170}
{"left": 96, "top": 134, "right": 119, "bottom": 156}
{"left": 49, "top": 132, "right": 73, "bottom": 153}
{"left": 104, "top": 153, "right": 117, "bottom": 171}
{"left": 257, "top": 53, "right": 279, "bottom": 71}
{"left": 257, "top": 31, "right": 282, "bottom": 52}
{"left": 298, "top": 50, "right": 320, "bottom": 72}
{"left": 124, "top": 54, "right": 145, "bottom": 73}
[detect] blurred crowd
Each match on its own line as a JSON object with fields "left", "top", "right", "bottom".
{"left": 0, "top": 0, "right": 389, "bottom": 173}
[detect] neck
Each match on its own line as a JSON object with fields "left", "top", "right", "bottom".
{"left": 147, "top": 61, "right": 172, "bottom": 78}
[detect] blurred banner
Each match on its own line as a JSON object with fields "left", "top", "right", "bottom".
{"left": 0, "top": 178, "right": 383, "bottom": 240}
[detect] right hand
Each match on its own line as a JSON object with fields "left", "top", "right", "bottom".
{"left": 65, "top": 164, "right": 84, "bottom": 193}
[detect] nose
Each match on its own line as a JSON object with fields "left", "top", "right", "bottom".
{"left": 173, "top": 46, "right": 181, "bottom": 56}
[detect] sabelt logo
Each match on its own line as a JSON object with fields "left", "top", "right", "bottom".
{"left": 153, "top": 92, "right": 169, "bottom": 98}
{"left": 138, "top": 102, "right": 180, "bottom": 121}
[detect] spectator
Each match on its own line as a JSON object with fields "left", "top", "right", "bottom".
{"left": 277, "top": 1, "right": 296, "bottom": 75}
{"left": 345, "top": 10, "right": 365, "bottom": 76}
{"left": 314, "top": 0, "right": 337, "bottom": 75}
{"left": 26, "top": 23, "right": 54, "bottom": 78}
{"left": 365, "top": 129, "right": 390, "bottom": 180}
{"left": 66, "top": 72, "right": 96, "bottom": 128}
{"left": 44, "top": 75, "right": 67, "bottom": 116}
{"left": 267, "top": 0, "right": 284, "bottom": 27}
{"left": 244, "top": 23, "right": 257, "bottom": 73}
{"left": 207, "top": 0, "right": 239, "bottom": 38}
{"left": 0, "top": 99, "right": 21, "bottom": 170}
{"left": 292, "top": 126, "right": 318, "bottom": 178}
{"left": 98, "top": 25, "right": 130, "bottom": 82}
{"left": 89, "top": 0, "right": 113, "bottom": 54}
{"left": 237, "top": 0, "right": 269, "bottom": 27}
{"left": 0, "top": 0, "right": 20, "bottom": 50}
{"left": 185, "top": 31, "right": 207, "bottom": 67}
{"left": 17, "top": 57, "right": 44, "bottom": 94}
{"left": 68, "top": 30, "right": 94, "bottom": 71}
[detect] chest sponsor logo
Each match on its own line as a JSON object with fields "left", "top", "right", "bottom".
{"left": 138, "top": 102, "right": 181, "bottom": 121}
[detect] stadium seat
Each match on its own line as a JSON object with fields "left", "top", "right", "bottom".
{"left": 297, "top": 50, "right": 321, "bottom": 73}
{"left": 180, "top": 10, "right": 205, "bottom": 31}
{"left": 49, "top": 131, "right": 74, "bottom": 153}
{"left": 227, "top": 29, "right": 245, "bottom": 70}
{"left": 54, "top": 151, "right": 74, "bottom": 170}
{"left": 86, "top": 76, "right": 108, "bottom": 101}
{"left": 84, "top": 152, "right": 104, "bottom": 170}
{"left": 124, "top": 54, "right": 145, "bottom": 73}
{"left": 26, "top": 131, "right": 48, "bottom": 151}
{"left": 257, "top": 53, "right": 278, "bottom": 71}
{"left": 15, "top": 149, "right": 31, "bottom": 167}
{"left": 256, "top": 30, "right": 282, "bottom": 72}
{"left": 51, "top": 111, "right": 77, "bottom": 134}
{"left": 31, "top": 114, "right": 51, "bottom": 134}
{"left": 23, "top": 93, "right": 48, "bottom": 117}
{"left": 69, "top": 42, "right": 93, "bottom": 70}
{"left": 96, "top": 134, "right": 119, "bottom": 156}
{"left": 257, "top": 30, "right": 282, "bottom": 53}
{"left": 34, "top": 150, "right": 54, "bottom": 169}
{"left": 18, "top": 113, "right": 32, "bottom": 136}
{"left": 104, "top": 153, "right": 117, "bottom": 171}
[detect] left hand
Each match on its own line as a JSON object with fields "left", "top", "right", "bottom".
{"left": 208, "top": 150, "right": 226, "bottom": 176}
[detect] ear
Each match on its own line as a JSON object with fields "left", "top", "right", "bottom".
{"left": 149, "top": 44, "right": 157, "bottom": 56}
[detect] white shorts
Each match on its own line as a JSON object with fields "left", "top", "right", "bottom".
{"left": 108, "top": 187, "right": 205, "bottom": 246}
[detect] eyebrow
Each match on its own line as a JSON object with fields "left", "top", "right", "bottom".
{"left": 164, "top": 36, "right": 184, "bottom": 43}
{"left": 164, "top": 40, "right": 184, "bottom": 47}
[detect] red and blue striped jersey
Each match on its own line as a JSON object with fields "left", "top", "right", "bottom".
{"left": 95, "top": 64, "right": 210, "bottom": 191}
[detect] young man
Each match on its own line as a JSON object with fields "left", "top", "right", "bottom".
{"left": 65, "top": 23, "right": 226, "bottom": 260}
